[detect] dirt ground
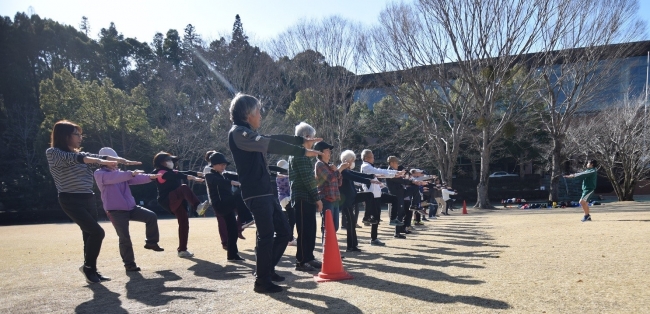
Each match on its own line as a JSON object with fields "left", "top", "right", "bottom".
{"left": 1, "top": 200, "right": 649, "bottom": 313}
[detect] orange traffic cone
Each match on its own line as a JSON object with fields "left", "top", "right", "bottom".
{"left": 462, "top": 200, "right": 468, "bottom": 215}
{"left": 314, "top": 210, "right": 353, "bottom": 282}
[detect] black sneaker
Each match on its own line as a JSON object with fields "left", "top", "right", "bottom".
{"left": 227, "top": 255, "right": 245, "bottom": 261}
{"left": 95, "top": 271, "right": 111, "bottom": 282}
{"left": 125, "top": 265, "right": 141, "bottom": 272}
{"left": 271, "top": 272, "right": 286, "bottom": 282}
{"left": 253, "top": 271, "right": 286, "bottom": 282}
{"left": 254, "top": 281, "right": 283, "bottom": 293}
{"left": 581, "top": 214, "right": 592, "bottom": 222}
{"left": 346, "top": 247, "right": 362, "bottom": 252}
{"left": 144, "top": 243, "right": 164, "bottom": 252}
{"left": 79, "top": 266, "right": 101, "bottom": 284}
{"left": 393, "top": 234, "right": 406, "bottom": 239}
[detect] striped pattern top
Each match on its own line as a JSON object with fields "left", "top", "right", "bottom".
{"left": 46, "top": 147, "right": 100, "bottom": 194}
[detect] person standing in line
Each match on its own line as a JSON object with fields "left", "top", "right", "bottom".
{"left": 289, "top": 122, "right": 324, "bottom": 272}
{"left": 441, "top": 185, "right": 458, "bottom": 215}
{"left": 152, "top": 152, "right": 207, "bottom": 258}
{"left": 46, "top": 120, "right": 137, "bottom": 284}
{"left": 204, "top": 152, "right": 247, "bottom": 261}
{"left": 94, "top": 147, "right": 164, "bottom": 272}
{"left": 228, "top": 93, "right": 321, "bottom": 294}
{"left": 360, "top": 149, "right": 404, "bottom": 246}
{"left": 313, "top": 141, "right": 347, "bottom": 238}
{"left": 338, "top": 150, "right": 379, "bottom": 252}
{"left": 564, "top": 160, "right": 598, "bottom": 222}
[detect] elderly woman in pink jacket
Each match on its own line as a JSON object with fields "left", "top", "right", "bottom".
{"left": 94, "top": 147, "right": 164, "bottom": 272}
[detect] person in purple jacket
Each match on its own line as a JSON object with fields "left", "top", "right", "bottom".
{"left": 94, "top": 147, "right": 164, "bottom": 272}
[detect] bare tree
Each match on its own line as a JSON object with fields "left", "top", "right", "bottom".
{"left": 361, "top": 0, "right": 554, "bottom": 207}
{"left": 533, "top": 0, "right": 646, "bottom": 202}
{"left": 565, "top": 98, "right": 650, "bottom": 201}
{"left": 267, "top": 16, "right": 364, "bottom": 152}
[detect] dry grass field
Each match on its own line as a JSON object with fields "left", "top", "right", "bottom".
{"left": 1, "top": 201, "right": 649, "bottom": 313}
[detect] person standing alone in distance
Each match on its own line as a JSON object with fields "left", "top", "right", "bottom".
{"left": 564, "top": 160, "right": 598, "bottom": 222}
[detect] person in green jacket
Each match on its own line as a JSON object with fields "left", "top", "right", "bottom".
{"left": 564, "top": 160, "right": 598, "bottom": 222}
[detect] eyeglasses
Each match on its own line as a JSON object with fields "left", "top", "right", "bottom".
{"left": 71, "top": 132, "right": 83, "bottom": 138}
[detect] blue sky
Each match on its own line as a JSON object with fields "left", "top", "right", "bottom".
{"left": 1, "top": 0, "right": 649, "bottom": 45}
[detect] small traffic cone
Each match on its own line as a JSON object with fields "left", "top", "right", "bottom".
{"left": 315, "top": 210, "right": 353, "bottom": 282}
{"left": 462, "top": 200, "right": 468, "bottom": 215}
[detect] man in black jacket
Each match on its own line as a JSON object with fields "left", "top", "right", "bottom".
{"left": 228, "top": 93, "right": 321, "bottom": 294}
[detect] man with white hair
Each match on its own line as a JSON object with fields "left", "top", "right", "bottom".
{"left": 360, "top": 149, "right": 404, "bottom": 245}
{"left": 289, "top": 122, "right": 323, "bottom": 272}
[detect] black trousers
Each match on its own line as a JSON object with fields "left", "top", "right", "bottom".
{"left": 244, "top": 196, "right": 291, "bottom": 285}
{"left": 369, "top": 198, "right": 381, "bottom": 240}
{"left": 341, "top": 205, "right": 358, "bottom": 249}
{"left": 58, "top": 193, "right": 105, "bottom": 269}
{"left": 379, "top": 193, "right": 400, "bottom": 234}
{"left": 294, "top": 200, "right": 317, "bottom": 264}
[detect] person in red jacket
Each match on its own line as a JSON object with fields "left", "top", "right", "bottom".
{"left": 152, "top": 152, "right": 208, "bottom": 258}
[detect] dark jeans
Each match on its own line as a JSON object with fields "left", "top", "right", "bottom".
{"left": 58, "top": 193, "right": 105, "bottom": 269}
{"left": 245, "top": 195, "right": 291, "bottom": 285}
{"left": 369, "top": 198, "right": 382, "bottom": 240}
{"left": 294, "top": 200, "right": 317, "bottom": 264}
{"left": 341, "top": 205, "right": 358, "bottom": 249}
{"left": 214, "top": 193, "right": 249, "bottom": 246}
{"left": 222, "top": 211, "right": 239, "bottom": 258}
{"left": 106, "top": 206, "right": 159, "bottom": 268}
{"left": 160, "top": 185, "right": 199, "bottom": 252}
{"left": 284, "top": 203, "right": 296, "bottom": 239}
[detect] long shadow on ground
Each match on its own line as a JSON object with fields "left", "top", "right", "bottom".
{"left": 125, "top": 270, "right": 215, "bottom": 306}
{"left": 270, "top": 282, "right": 362, "bottom": 313}
{"left": 75, "top": 283, "right": 127, "bottom": 314}
{"left": 187, "top": 257, "right": 250, "bottom": 280}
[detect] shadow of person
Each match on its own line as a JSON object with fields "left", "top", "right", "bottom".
{"left": 269, "top": 289, "right": 363, "bottom": 313}
{"left": 125, "top": 270, "right": 215, "bottom": 306}
{"left": 75, "top": 283, "right": 126, "bottom": 314}
{"left": 187, "top": 257, "right": 249, "bottom": 281}
{"left": 339, "top": 273, "right": 510, "bottom": 310}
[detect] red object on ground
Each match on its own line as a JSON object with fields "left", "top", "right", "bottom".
{"left": 462, "top": 200, "right": 468, "bottom": 215}
{"left": 314, "top": 210, "right": 354, "bottom": 282}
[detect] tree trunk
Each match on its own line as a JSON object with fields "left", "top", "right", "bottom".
{"left": 475, "top": 135, "right": 493, "bottom": 209}
{"left": 549, "top": 138, "right": 562, "bottom": 202}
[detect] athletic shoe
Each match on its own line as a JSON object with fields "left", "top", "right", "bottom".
{"left": 363, "top": 217, "right": 379, "bottom": 224}
{"left": 125, "top": 265, "right": 141, "bottom": 272}
{"left": 389, "top": 219, "right": 404, "bottom": 226}
{"left": 95, "top": 271, "right": 111, "bottom": 282}
{"left": 363, "top": 222, "right": 371, "bottom": 226}
{"left": 295, "top": 262, "right": 316, "bottom": 272}
{"left": 414, "top": 221, "right": 424, "bottom": 226}
{"left": 177, "top": 250, "right": 194, "bottom": 258}
{"left": 227, "top": 255, "right": 245, "bottom": 261}
{"left": 144, "top": 243, "right": 164, "bottom": 251}
{"left": 79, "top": 266, "right": 101, "bottom": 284}
{"left": 370, "top": 239, "right": 385, "bottom": 246}
{"left": 306, "top": 259, "right": 322, "bottom": 269}
{"left": 253, "top": 271, "right": 286, "bottom": 282}
{"left": 287, "top": 239, "right": 297, "bottom": 246}
{"left": 393, "top": 234, "right": 406, "bottom": 239}
{"left": 241, "top": 220, "right": 255, "bottom": 229}
{"left": 428, "top": 216, "right": 438, "bottom": 220}
{"left": 421, "top": 217, "right": 429, "bottom": 221}
{"left": 581, "top": 214, "right": 592, "bottom": 222}
{"left": 346, "top": 247, "right": 362, "bottom": 252}
{"left": 254, "top": 281, "right": 283, "bottom": 293}
{"left": 271, "top": 272, "right": 286, "bottom": 282}
{"left": 196, "top": 201, "right": 209, "bottom": 216}
{"left": 404, "top": 230, "right": 412, "bottom": 234}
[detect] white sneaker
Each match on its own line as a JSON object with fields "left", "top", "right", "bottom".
{"left": 196, "top": 201, "right": 209, "bottom": 216}
{"left": 177, "top": 250, "right": 194, "bottom": 258}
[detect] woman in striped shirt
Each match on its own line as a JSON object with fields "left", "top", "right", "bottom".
{"left": 46, "top": 120, "right": 140, "bottom": 284}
